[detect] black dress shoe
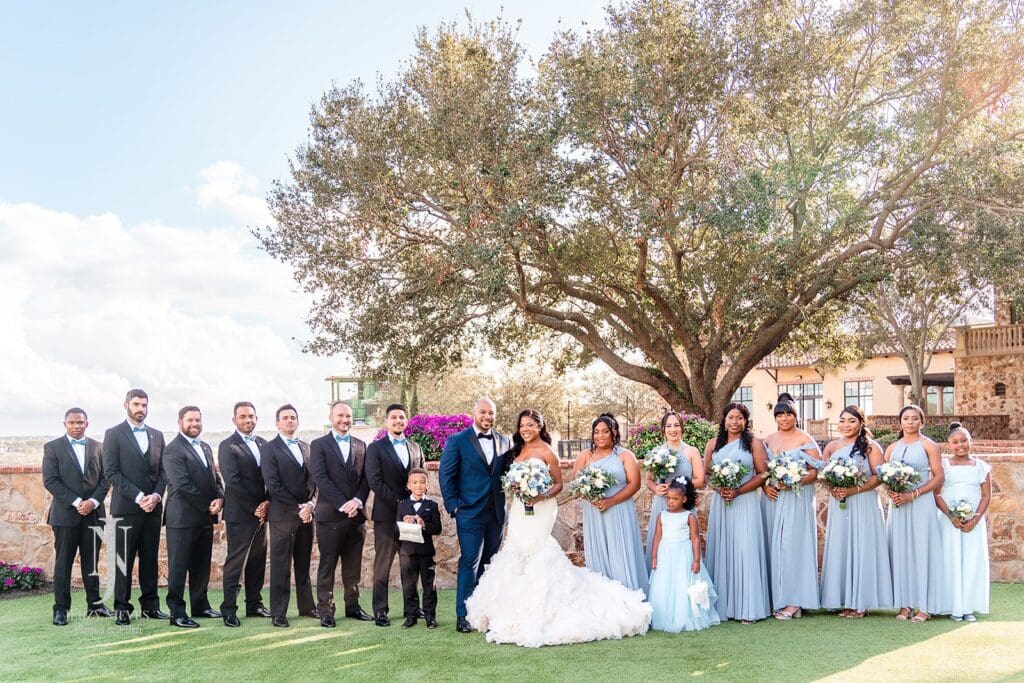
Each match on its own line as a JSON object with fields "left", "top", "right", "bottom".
{"left": 170, "top": 616, "right": 200, "bottom": 628}
{"left": 272, "top": 616, "right": 290, "bottom": 628}
{"left": 142, "top": 609, "right": 170, "bottom": 620}
{"left": 374, "top": 611, "right": 390, "bottom": 627}
{"left": 417, "top": 608, "right": 426, "bottom": 619}
{"left": 320, "top": 616, "right": 336, "bottom": 628}
{"left": 246, "top": 605, "right": 272, "bottom": 618}
{"left": 53, "top": 610, "right": 68, "bottom": 626}
{"left": 87, "top": 605, "right": 114, "bottom": 618}
{"left": 193, "top": 608, "right": 222, "bottom": 619}
{"left": 299, "top": 610, "right": 319, "bottom": 618}
{"left": 344, "top": 607, "right": 374, "bottom": 621}
{"left": 223, "top": 615, "right": 241, "bottom": 627}
{"left": 456, "top": 617, "right": 472, "bottom": 633}
{"left": 426, "top": 616, "right": 437, "bottom": 629}
{"left": 402, "top": 616, "right": 417, "bottom": 628}
{"left": 115, "top": 610, "right": 132, "bottom": 626}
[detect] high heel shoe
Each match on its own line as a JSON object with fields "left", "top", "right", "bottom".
{"left": 774, "top": 607, "right": 802, "bottom": 620}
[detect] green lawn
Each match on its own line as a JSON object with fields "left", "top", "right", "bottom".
{"left": 1, "top": 586, "right": 1023, "bottom": 682}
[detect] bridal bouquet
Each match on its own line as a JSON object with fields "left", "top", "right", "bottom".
{"left": 764, "top": 454, "right": 809, "bottom": 496}
{"left": 501, "top": 460, "right": 553, "bottom": 516}
{"left": 709, "top": 457, "right": 750, "bottom": 507}
{"left": 948, "top": 499, "right": 975, "bottom": 523}
{"left": 819, "top": 456, "right": 867, "bottom": 510}
{"left": 569, "top": 465, "right": 614, "bottom": 504}
{"left": 877, "top": 461, "right": 922, "bottom": 507}
{"left": 639, "top": 446, "right": 679, "bottom": 483}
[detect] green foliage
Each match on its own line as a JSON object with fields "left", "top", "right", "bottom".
{"left": 870, "top": 423, "right": 951, "bottom": 449}
{"left": 0, "top": 562, "right": 44, "bottom": 592}
{"left": 628, "top": 415, "right": 716, "bottom": 457}
{"left": 262, "top": 0, "right": 1024, "bottom": 420}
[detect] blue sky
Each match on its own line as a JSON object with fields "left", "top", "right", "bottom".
{"left": 1, "top": 1, "right": 606, "bottom": 229}
{"left": 0, "top": 1, "right": 608, "bottom": 435}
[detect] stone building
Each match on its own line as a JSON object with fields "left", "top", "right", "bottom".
{"left": 955, "top": 295, "right": 1024, "bottom": 439}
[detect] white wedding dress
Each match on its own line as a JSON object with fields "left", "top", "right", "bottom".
{"left": 466, "top": 458, "right": 652, "bottom": 647}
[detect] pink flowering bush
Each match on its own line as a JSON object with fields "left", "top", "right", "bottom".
{"left": 0, "top": 561, "right": 45, "bottom": 592}
{"left": 374, "top": 413, "right": 473, "bottom": 461}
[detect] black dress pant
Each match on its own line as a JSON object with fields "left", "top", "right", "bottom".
{"left": 372, "top": 520, "right": 399, "bottom": 614}
{"left": 165, "top": 524, "right": 214, "bottom": 619}
{"left": 220, "top": 519, "right": 267, "bottom": 615}
{"left": 399, "top": 552, "right": 437, "bottom": 618}
{"left": 315, "top": 518, "right": 365, "bottom": 616}
{"left": 113, "top": 512, "right": 162, "bottom": 612}
{"left": 269, "top": 518, "right": 315, "bottom": 618}
{"left": 51, "top": 515, "right": 104, "bottom": 612}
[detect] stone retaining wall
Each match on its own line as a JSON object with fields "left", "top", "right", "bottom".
{"left": 2, "top": 455, "right": 1022, "bottom": 591}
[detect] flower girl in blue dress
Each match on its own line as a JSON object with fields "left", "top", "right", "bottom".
{"left": 648, "top": 477, "right": 721, "bottom": 632}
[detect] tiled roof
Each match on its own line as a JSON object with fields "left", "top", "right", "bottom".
{"left": 756, "top": 330, "right": 956, "bottom": 370}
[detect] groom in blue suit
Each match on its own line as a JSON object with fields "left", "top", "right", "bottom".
{"left": 439, "top": 398, "right": 510, "bottom": 633}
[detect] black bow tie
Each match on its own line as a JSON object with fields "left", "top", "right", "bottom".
{"left": 477, "top": 433, "right": 493, "bottom": 440}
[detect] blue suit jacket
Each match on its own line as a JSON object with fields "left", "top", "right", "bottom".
{"left": 438, "top": 427, "right": 511, "bottom": 523}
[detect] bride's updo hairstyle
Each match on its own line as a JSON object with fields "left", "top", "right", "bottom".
{"left": 590, "top": 413, "right": 621, "bottom": 449}
{"left": 666, "top": 476, "right": 696, "bottom": 510}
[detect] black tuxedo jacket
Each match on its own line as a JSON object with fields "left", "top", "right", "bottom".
{"left": 102, "top": 421, "right": 166, "bottom": 516}
{"left": 365, "top": 437, "right": 423, "bottom": 523}
{"left": 163, "top": 434, "right": 224, "bottom": 528}
{"left": 395, "top": 498, "right": 441, "bottom": 556}
{"left": 261, "top": 436, "right": 314, "bottom": 523}
{"left": 218, "top": 432, "right": 270, "bottom": 523}
{"left": 43, "top": 435, "right": 110, "bottom": 526}
{"left": 309, "top": 432, "right": 369, "bottom": 523}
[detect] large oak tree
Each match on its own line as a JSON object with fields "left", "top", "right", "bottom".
{"left": 261, "top": 0, "right": 1024, "bottom": 419}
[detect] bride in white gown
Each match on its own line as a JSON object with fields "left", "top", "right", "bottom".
{"left": 466, "top": 409, "right": 651, "bottom": 647}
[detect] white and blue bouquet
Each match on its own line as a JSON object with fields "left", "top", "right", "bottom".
{"left": 709, "top": 457, "right": 751, "bottom": 507}
{"left": 639, "top": 446, "right": 679, "bottom": 484}
{"left": 764, "top": 454, "right": 809, "bottom": 496}
{"left": 502, "top": 460, "right": 553, "bottom": 516}
{"left": 820, "top": 456, "right": 867, "bottom": 509}
{"left": 569, "top": 465, "right": 614, "bottom": 505}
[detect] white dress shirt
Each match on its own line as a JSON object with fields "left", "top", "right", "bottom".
{"left": 67, "top": 435, "right": 99, "bottom": 508}
{"left": 476, "top": 430, "right": 495, "bottom": 465}
{"left": 239, "top": 431, "right": 261, "bottom": 465}
{"left": 282, "top": 434, "right": 304, "bottom": 467}
{"left": 391, "top": 437, "right": 410, "bottom": 468}
{"left": 184, "top": 434, "right": 208, "bottom": 467}
{"left": 332, "top": 430, "right": 352, "bottom": 463}
{"left": 128, "top": 420, "right": 149, "bottom": 453}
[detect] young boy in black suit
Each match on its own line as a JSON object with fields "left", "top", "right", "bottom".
{"left": 396, "top": 467, "right": 442, "bottom": 628}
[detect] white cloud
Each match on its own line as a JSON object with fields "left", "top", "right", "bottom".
{"left": 194, "top": 160, "right": 274, "bottom": 226}
{"left": 0, "top": 195, "right": 348, "bottom": 436}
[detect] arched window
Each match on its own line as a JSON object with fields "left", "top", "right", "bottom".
{"left": 995, "top": 382, "right": 1007, "bottom": 397}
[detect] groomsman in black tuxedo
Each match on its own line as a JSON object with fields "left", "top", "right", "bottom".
{"left": 217, "top": 401, "right": 271, "bottom": 626}
{"left": 261, "top": 404, "right": 316, "bottom": 627}
{"left": 42, "top": 408, "right": 112, "bottom": 625}
{"left": 365, "top": 403, "right": 422, "bottom": 626}
{"left": 162, "top": 406, "right": 224, "bottom": 628}
{"left": 102, "top": 389, "right": 168, "bottom": 625}
{"left": 309, "top": 401, "right": 372, "bottom": 627}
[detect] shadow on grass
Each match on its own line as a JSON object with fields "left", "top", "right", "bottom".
{"left": 0, "top": 585, "right": 1020, "bottom": 681}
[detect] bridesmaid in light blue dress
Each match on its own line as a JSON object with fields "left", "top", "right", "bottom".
{"left": 644, "top": 411, "right": 705, "bottom": 569}
{"left": 648, "top": 478, "right": 720, "bottom": 632}
{"left": 819, "top": 405, "right": 893, "bottom": 618}
{"left": 575, "top": 414, "right": 649, "bottom": 595}
{"left": 762, "top": 396, "right": 822, "bottom": 619}
{"left": 884, "top": 404, "right": 946, "bottom": 621}
{"left": 934, "top": 423, "right": 991, "bottom": 621}
{"left": 703, "top": 402, "right": 771, "bottom": 623}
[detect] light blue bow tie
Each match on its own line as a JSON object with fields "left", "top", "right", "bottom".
{"left": 391, "top": 438, "right": 407, "bottom": 446}
{"left": 132, "top": 426, "right": 147, "bottom": 433}
{"left": 335, "top": 434, "right": 350, "bottom": 443}
{"left": 70, "top": 438, "right": 87, "bottom": 446}
{"left": 243, "top": 435, "right": 256, "bottom": 443}
{"left": 286, "top": 438, "right": 300, "bottom": 445}
{"left": 190, "top": 438, "right": 202, "bottom": 447}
